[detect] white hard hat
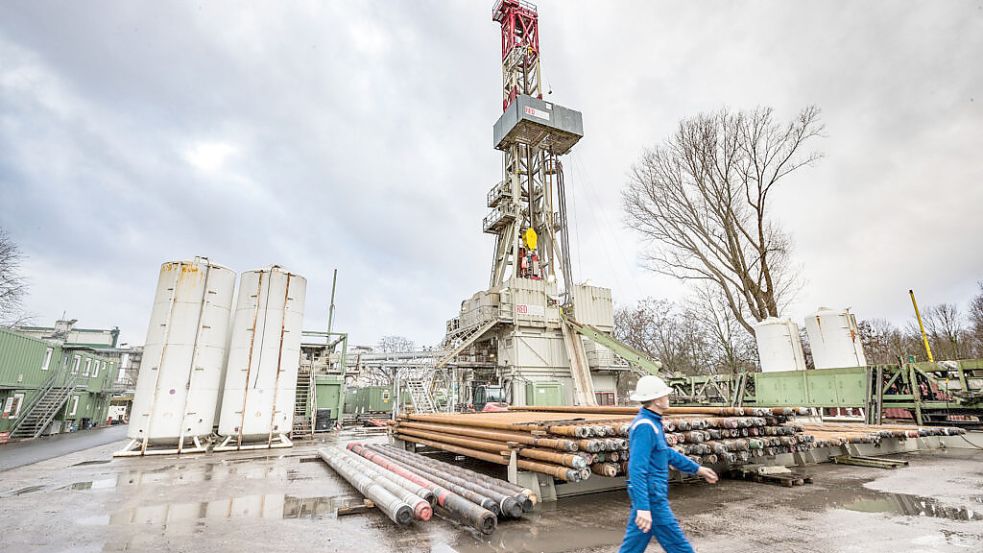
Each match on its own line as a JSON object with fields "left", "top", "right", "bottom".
{"left": 629, "top": 375, "right": 672, "bottom": 402}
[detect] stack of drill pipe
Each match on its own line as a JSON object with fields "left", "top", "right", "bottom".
{"left": 349, "top": 442, "right": 507, "bottom": 518}
{"left": 797, "top": 422, "right": 966, "bottom": 445}
{"left": 395, "top": 426, "right": 587, "bottom": 469}
{"left": 397, "top": 421, "right": 580, "bottom": 452}
{"left": 318, "top": 446, "right": 414, "bottom": 526}
{"left": 372, "top": 443, "right": 538, "bottom": 511}
{"left": 365, "top": 444, "right": 528, "bottom": 518}
{"left": 318, "top": 448, "right": 432, "bottom": 521}
{"left": 398, "top": 409, "right": 819, "bottom": 478}
{"left": 345, "top": 443, "right": 498, "bottom": 534}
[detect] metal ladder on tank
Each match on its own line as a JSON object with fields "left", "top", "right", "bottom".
{"left": 291, "top": 368, "right": 315, "bottom": 438}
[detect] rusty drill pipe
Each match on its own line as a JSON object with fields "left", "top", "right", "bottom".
{"left": 590, "top": 462, "right": 619, "bottom": 477}
{"left": 375, "top": 444, "right": 537, "bottom": 511}
{"left": 347, "top": 443, "right": 498, "bottom": 534}
{"left": 373, "top": 448, "right": 523, "bottom": 519}
{"left": 395, "top": 427, "right": 587, "bottom": 470}
{"left": 318, "top": 447, "right": 413, "bottom": 526}
{"left": 321, "top": 449, "right": 433, "bottom": 521}
{"left": 397, "top": 421, "right": 579, "bottom": 452}
{"left": 395, "top": 434, "right": 583, "bottom": 482}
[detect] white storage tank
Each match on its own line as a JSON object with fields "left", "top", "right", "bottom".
{"left": 217, "top": 266, "right": 306, "bottom": 448}
{"left": 804, "top": 307, "right": 868, "bottom": 369}
{"left": 125, "top": 258, "right": 236, "bottom": 452}
{"left": 754, "top": 317, "right": 807, "bottom": 373}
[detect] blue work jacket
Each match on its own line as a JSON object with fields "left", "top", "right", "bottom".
{"left": 626, "top": 407, "right": 700, "bottom": 515}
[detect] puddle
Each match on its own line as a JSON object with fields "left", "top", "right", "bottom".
{"left": 77, "top": 494, "right": 361, "bottom": 527}
{"left": 843, "top": 493, "right": 983, "bottom": 521}
{"left": 3, "top": 485, "right": 46, "bottom": 497}
{"left": 776, "top": 481, "right": 983, "bottom": 522}
{"left": 73, "top": 460, "right": 112, "bottom": 467}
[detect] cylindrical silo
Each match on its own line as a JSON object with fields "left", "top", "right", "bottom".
{"left": 125, "top": 258, "right": 236, "bottom": 451}
{"left": 217, "top": 266, "right": 306, "bottom": 448}
{"left": 754, "top": 317, "right": 807, "bottom": 373}
{"left": 804, "top": 307, "right": 868, "bottom": 369}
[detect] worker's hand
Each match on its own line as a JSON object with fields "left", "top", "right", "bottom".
{"left": 697, "top": 466, "right": 719, "bottom": 484}
{"left": 634, "top": 509, "right": 653, "bottom": 533}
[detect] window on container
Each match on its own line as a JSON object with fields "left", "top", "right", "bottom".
{"left": 72, "top": 356, "right": 81, "bottom": 375}
{"left": 41, "top": 348, "right": 53, "bottom": 371}
{"left": 9, "top": 393, "right": 25, "bottom": 418}
{"left": 83, "top": 358, "right": 92, "bottom": 376}
{"left": 68, "top": 396, "right": 79, "bottom": 416}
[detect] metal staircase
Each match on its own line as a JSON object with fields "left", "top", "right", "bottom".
{"left": 292, "top": 368, "right": 315, "bottom": 437}
{"left": 405, "top": 378, "right": 437, "bottom": 414}
{"left": 436, "top": 319, "right": 497, "bottom": 369}
{"left": 10, "top": 373, "right": 78, "bottom": 440}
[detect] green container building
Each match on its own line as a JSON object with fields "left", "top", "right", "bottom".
{"left": 0, "top": 327, "right": 116, "bottom": 437}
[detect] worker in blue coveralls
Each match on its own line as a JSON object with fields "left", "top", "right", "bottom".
{"left": 618, "top": 375, "right": 719, "bottom": 553}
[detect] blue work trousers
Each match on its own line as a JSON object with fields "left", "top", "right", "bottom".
{"left": 617, "top": 499, "right": 694, "bottom": 553}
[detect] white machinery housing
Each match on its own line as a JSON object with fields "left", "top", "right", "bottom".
{"left": 216, "top": 266, "right": 307, "bottom": 450}
{"left": 118, "top": 258, "right": 236, "bottom": 456}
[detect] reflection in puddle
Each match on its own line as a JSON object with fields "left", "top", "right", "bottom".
{"left": 5, "top": 485, "right": 45, "bottom": 497}
{"left": 77, "top": 495, "right": 360, "bottom": 528}
{"left": 843, "top": 493, "right": 983, "bottom": 521}
{"left": 73, "top": 460, "right": 112, "bottom": 467}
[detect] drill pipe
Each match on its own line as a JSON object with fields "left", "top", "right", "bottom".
{"left": 396, "top": 421, "right": 579, "bottom": 452}
{"left": 374, "top": 444, "right": 537, "bottom": 511}
{"left": 320, "top": 449, "right": 432, "bottom": 521}
{"left": 319, "top": 447, "right": 413, "bottom": 526}
{"left": 396, "top": 434, "right": 583, "bottom": 482}
{"left": 334, "top": 445, "right": 437, "bottom": 505}
{"left": 347, "top": 443, "right": 498, "bottom": 533}
{"left": 366, "top": 447, "right": 523, "bottom": 519}
{"left": 590, "top": 462, "right": 619, "bottom": 477}
{"left": 395, "top": 427, "right": 587, "bottom": 469}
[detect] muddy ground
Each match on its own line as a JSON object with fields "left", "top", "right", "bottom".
{"left": 1, "top": 431, "right": 981, "bottom": 552}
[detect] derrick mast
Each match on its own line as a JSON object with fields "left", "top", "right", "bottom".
{"left": 486, "top": 0, "right": 581, "bottom": 293}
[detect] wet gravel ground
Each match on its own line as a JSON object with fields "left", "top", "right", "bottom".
{"left": 1, "top": 432, "right": 981, "bottom": 552}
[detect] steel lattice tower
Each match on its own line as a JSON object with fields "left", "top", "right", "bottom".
{"left": 486, "top": 0, "right": 576, "bottom": 294}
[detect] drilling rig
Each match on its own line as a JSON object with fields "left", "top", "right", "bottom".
{"left": 430, "top": 0, "right": 661, "bottom": 411}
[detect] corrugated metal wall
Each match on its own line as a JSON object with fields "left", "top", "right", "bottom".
{"left": 0, "top": 327, "right": 56, "bottom": 389}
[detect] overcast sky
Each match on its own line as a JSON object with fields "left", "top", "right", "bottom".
{"left": 1, "top": 1, "right": 981, "bottom": 348}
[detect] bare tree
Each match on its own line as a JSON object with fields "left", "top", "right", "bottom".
{"left": 0, "top": 228, "right": 29, "bottom": 324}
{"left": 858, "top": 318, "right": 910, "bottom": 365}
{"left": 624, "top": 106, "right": 823, "bottom": 333}
{"left": 922, "top": 303, "right": 967, "bottom": 360}
{"left": 969, "top": 282, "right": 983, "bottom": 357}
{"left": 376, "top": 335, "right": 415, "bottom": 353}
{"left": 686, "top": 285, "right": 757, "bottom": 375}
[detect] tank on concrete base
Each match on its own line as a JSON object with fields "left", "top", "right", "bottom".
{"left": 127, "top": 258, "right": 236, "bottom": 447}
{"left": 804, "top": 307, "right": 868, "bottom": 369}
{"left": 754, "top": 317, "right": 807, "bottom": 373}
{"left": 217, "top": 266, "right": 307, "bottom": 446}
